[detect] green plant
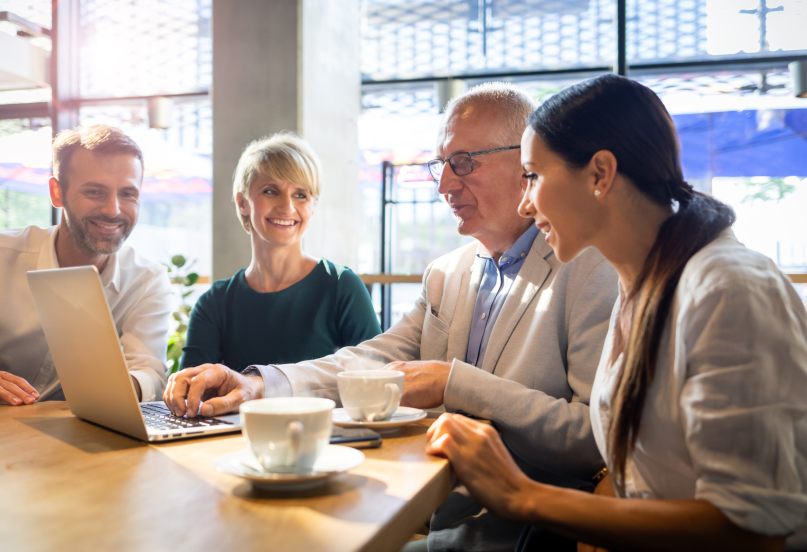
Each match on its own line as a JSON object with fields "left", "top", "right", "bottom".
{"left": 741, "top": 177, "right": 796, "bottom": 204}
{"left": 165, "top": 254, "right": 199, "bottom": 375}
{"left": 531, "top": 85, "right": 566, "bottom": 105}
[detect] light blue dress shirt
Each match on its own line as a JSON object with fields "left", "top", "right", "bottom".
{"left": 465, "top": 225, "right": 540, "bottom": 367}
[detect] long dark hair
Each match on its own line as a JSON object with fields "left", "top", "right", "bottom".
{"left": 527, "top": 74, "right": 736, "bottom": 491}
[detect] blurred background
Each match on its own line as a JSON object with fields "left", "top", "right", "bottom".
{"left": 2, "top": 0, "right": 806, "bottom": 328}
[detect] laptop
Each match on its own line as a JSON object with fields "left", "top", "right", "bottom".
{"left": 27, "top": 266, "right": 242, "bottom": 442}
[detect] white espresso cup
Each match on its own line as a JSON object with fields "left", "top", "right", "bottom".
{"left": 337, "top": 370, "right": 405, "bottom": 422}
{"left": 240, "top": 397, "right": 335, "bottom": 472}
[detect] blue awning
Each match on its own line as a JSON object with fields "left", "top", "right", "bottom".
{"left": 673, "top": 109, "right": 807, "bottom": 179}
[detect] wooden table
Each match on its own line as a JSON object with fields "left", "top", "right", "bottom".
{"left": 0, "top": 402, "right": 452, "bottom": 552}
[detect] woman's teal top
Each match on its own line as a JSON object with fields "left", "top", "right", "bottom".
{"left": 180, "top": 260, "right": 381, "bottom": 372}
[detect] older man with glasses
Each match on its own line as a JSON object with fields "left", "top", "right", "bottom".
{"left": 165, "top": 82, "right": 618, "bottom": 551}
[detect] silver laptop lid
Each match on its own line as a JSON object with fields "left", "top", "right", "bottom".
{"left": 27, "top": 266, "right": 149, "bottom": 441}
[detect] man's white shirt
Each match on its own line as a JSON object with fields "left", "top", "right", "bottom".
{"left": 0, "top": 225, "right": 171, "bottom": 402}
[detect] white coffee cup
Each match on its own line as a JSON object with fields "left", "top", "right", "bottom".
{"left": 337, "top": 370, "right": 404, "bottom": 422}
{"left": 240, "top": 397, "right": 335, "bottom": 472}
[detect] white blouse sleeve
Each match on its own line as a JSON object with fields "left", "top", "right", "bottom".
{"left": 679, "top": 279, "right": 807, "bottom": 536}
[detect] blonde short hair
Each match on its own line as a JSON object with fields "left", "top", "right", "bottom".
{"left": 232, "top": 132, "right": 322, "bottom": 233}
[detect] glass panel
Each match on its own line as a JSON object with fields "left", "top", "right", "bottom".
{"left": 390, "top": 283, "right": 423, "bottom": 327}
{"left": 639, "top": 67, "right": 800, "bottom": 195}
{"left": 0, "top": 117, "right": 53, "bottom": 230}
{"left": 793, "top": 283, "right": 807, "bottom": 309}
{"left": 360, "top": 84, "right": 478, "bottom": 274}
{"left": 0, "top": 89, "right": 51, "bottom": 105}
{"left": 0, "top": 0, "right": 51, "bottom": 28}
{"left": 362, "top": 0, "right": 615, "bottom": 81}
{"left": 78, "top": 0, "right": 212, "bottom": 98}
{"left": 711, "top": 176, "right": 807, "bottom": 275}
{"left": 640, "top": 69, "right": 794, "bottom": 99}
{"left": 79, "top": 101, "right": 212, "bottom": 278}
{"left": 628, "top": 0, "right": 807, "bottom": 63}
{"left": 359, "top": 84, "right": 441, "bottom": 275}
{"left": 0, "top": 1, "right": 52, "bottom": 104}
{"left": 387, "top": 163, "right": 474, "bottom": 275}
{"left": 639, "top": 69, "right": 807, "bottom": 276}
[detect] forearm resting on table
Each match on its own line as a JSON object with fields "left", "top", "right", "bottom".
{"left": 516, "top": 482, "right": 786, "bottom": 552}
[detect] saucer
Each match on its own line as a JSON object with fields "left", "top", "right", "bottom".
{"left": 214, "top": 445, "right": 365, "bottom": 491}
{"left": 332, "top": 406, "right": 427, "bottom": 430}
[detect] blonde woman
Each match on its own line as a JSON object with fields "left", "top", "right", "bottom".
{"left": 180, "top": 132, "right": 380, "bottom": 373}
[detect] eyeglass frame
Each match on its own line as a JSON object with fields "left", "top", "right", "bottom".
{"left": 426, "top": 145, "right": 521, "bottom": 182}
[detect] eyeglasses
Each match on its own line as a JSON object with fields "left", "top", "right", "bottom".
{"left": 426, "top": 145, "right": 521, "bottom": 182}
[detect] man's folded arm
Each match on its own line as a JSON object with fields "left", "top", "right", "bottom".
{"left": 444, "top": 258, "right": 618, "bottom": 481}
{"left": 444, "top": 362, "right": 604, "bottom": 480}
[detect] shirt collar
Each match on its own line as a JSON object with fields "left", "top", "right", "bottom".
{"left": 101, "top": 249, "right": 122, "bottom": 292}
{"left": 37, "top": 225, "right": 60, "bottom": 271}
{"left": 476, "top": 225, "right": 540, "bottom": 268}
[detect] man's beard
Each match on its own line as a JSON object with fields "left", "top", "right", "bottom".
{"left": 62, "top": 205, "right": 133, "bottom": 257}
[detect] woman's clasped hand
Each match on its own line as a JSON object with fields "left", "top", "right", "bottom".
{"left": 426, "top": 413, "right": 536, "bottom": 523}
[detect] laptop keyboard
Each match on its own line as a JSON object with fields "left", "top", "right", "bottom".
{"left": 140, "top": 403, "right": 233, "bottom": 431}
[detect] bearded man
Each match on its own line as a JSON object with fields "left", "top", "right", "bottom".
{"left": 0, "top": 124, "right": 170, "bottom": 405}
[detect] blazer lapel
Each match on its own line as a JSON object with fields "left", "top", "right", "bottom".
{"left": 446, "top": 252, "right": 485, "bottom": 363}
{"left": 480, "top": 238, "right": 553, "bottom": 374}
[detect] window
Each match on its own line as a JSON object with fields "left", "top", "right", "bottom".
{"left": 78, "top": 0, "right": 211, "bottom": 98}
{"left": 637, "top": 69, "right": 807, "bottom": 305}
{"left": 0, "top": 118, "right": 53, "bottom": 229}
{"left": 0, "top": 2, "right": 52, "bottom": 231}
{"left": 362, "top": 0, "right": 616, "bottom": 79}
{"left": 360, "top": 0, "right": 807, "bottom": 325}
{"left": 629, "top": 0, "right": 807, "bottom": 62}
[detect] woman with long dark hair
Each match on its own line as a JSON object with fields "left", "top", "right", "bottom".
{"left": 425, "top": 74, "right": 807, "bottom": 551}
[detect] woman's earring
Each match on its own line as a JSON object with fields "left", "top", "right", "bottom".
{"left": 594, "top": 190, "right": 602, "bottom": 197}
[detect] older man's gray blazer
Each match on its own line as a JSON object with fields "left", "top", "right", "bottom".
{"left": 270, "top": 235, "right": 618, "bottom": 551}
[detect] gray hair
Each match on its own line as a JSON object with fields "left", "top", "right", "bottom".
{"left": 443, "top": 82, "right": 535, "bottom": 147}
{"left": 232, "top": 131, "right": 322, "bottom": 233}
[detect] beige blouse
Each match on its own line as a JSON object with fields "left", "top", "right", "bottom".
{"left": 590, "top": 230, "right": 807, "bottom": 549}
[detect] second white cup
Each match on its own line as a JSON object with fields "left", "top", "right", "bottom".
{"left": 337, "top": 370, "right": 405, "bottom": 422}
{"left": 240, "top": 397, "right": 335, "bottom": 472}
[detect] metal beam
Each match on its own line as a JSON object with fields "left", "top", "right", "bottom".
{"left": 629, "top": 52, "right": 807, "bottom": 74}
{"left": 362, "top": 65, "right": 612, "bottom": 87}
{"left": 615, "top": 0, "right": 627, "bottom": 76}
{"left": 71, "top": 90, "right": 209, "bottom": 107}
{"left": 51, "top": 0, "right": 80, "bottom": 132}
{"left": 380, "top": 160, "right": 392, "bottom": 331}
{"left": 51, "top": 0, "right": 80, "bottom": 225}
{"left": 0, "top": 11, "right": 51, "bottom": 38}
{"left": 361, "top": 52, "right": 807, "bottom": 87}
{"left": 0, "top": 102, "right": 50, "bottom": 120}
